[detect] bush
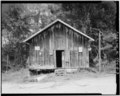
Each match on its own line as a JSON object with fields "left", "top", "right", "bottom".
{"left": 2, "top": 42, "right": 29, "bottom": 72}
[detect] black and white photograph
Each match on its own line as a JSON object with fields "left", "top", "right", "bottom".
{"left": 1, "top": 1, "right": 119, "bottom": 95}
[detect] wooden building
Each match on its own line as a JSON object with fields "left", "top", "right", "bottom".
{"left": 23, "top": 19, "right": 94, "bottom": 70}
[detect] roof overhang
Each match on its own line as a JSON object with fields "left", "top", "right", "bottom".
{"left": 23, "top": 19, "right": 94, "bottom": 42}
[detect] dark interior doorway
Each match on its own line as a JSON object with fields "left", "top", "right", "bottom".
{"left": 56, "top": 50, "right": 64, "bottom": 68}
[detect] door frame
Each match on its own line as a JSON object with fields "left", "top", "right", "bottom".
{"left": 56, "top": 50, "right": 64, "bottom": 68}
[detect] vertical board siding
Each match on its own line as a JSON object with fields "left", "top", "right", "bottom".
{"left": 28, "top": 22, "right": 90, "bottom": 69}
{"left": 62, "top": 51, "right": 65, "bottom": 68}
{"left": 85, "top": 38, "right": 87, "bottom": 67}
{"left": 86, "top": 39, "right": 89, "bottom": 67}
{"left": 70, "top": 30, "right": 74, "bottom": 50}
{"left": 70, "top": 51, "right": 73, "bottom": 68}
{"left": 79, "top": 35, "right": 82, "bottom": 67}
{"left": 81, "top": 36, "right": 84, "bottom": 67}
{"left": 78, "top": 52, "right": 82, "bottom": 68}
{"left": 83, "top": 37, "right": 85, "bottom": 68}
{"left": 65, "top": 50, "right": 70, "bottom": 68}
{"left": 70, "top": 51, "right": 78, "bottom": 68}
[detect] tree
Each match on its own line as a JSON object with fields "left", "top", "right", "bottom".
{"left": 60, "top": 2, "right": 117, "bottom": 66}
{"left": 2, "top": 4, "right": 61, "bottom": 71}
{"left": 2, "top": 3, "right": 117, "bottom": 72}
{"left": 2, "top": 4, "right": 31, "bottom": 71}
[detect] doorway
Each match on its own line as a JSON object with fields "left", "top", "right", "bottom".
{"left": 56, "top": 50, "right": 64, "bottom": 68}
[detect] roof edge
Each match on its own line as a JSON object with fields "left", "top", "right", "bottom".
{"left": 23, "top": 19, "right": 94, "bottom": 42}
{"left": 57, "top": 19, "right": 94, "bottom": 41}
{"left": 23, "top": 19, "right": 59, "bottom": 42}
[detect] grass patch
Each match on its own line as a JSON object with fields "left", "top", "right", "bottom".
{"left": 2, "top": 68, "right": 29, "bottom": 83}
{"left": 2, "top": 65, "right": 116, "bottom": 84}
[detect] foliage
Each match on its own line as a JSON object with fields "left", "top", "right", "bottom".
{"left": 2, "top": 4, "right": 30, "bottom": 71}
{"left": 2, "top": 4, "right": 60, "bottom": 72}
{"left": 2, "top": 2, "right": 118, "bottom": 72}
{"left": 60, "top": 2, "right": 117, "bottom": 66}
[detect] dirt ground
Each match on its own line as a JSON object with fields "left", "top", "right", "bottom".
{"left": 2, "top": 68, "right": 116, "bottom": 94}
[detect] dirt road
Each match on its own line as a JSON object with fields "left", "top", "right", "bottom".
{"left": 2, "top": 74, "right": 116, "bottom": 94}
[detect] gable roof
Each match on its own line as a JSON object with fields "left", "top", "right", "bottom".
{"left": 23, "top": 19, "right": 94, "bottom": 42}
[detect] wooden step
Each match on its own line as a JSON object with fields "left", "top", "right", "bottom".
{"left": 55, "top": 69, "right": 66, "bottom": 76}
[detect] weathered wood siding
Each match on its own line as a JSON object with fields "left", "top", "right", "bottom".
{"left": 28, "top": 22, "right": 89, "bottom": 69}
